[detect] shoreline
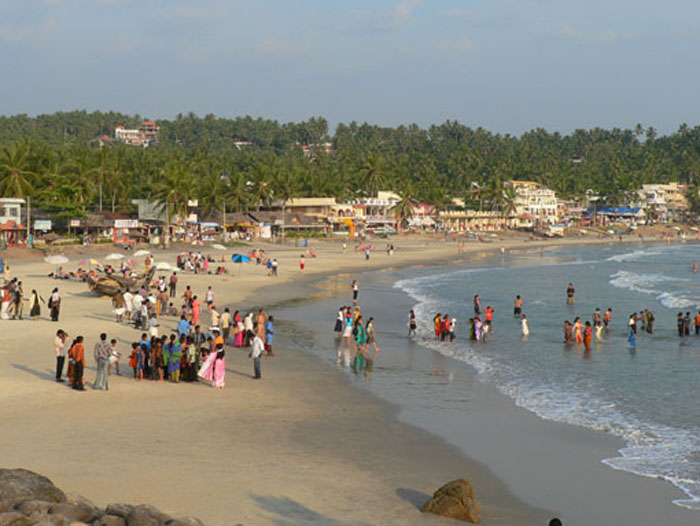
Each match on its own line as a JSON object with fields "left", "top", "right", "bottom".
{"left": 0, "top": 234, "right": 692, "bottom": 525}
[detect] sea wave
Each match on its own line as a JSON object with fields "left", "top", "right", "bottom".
{"left": 396, "top": 272, "right": 700, "bottom": 511}
{"left": 608, "top": 271, "right": 697, "bottom": 309}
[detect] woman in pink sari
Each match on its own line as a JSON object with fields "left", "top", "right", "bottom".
{"left": 212, "top": 346, "right": 225, "bottom": 389}
{"left": 233, "top": 310, "right": 243, "bottom": 347}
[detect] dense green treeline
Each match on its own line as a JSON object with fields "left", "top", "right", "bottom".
{"left": 2, "top": 111, "right": 700, "bottom": 219}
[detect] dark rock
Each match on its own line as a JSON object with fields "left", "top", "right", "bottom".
{"left": 31, "top": 515, "right": 69, "bottom": 526}
{"left": 93, "top": 516, "right": 125, "bottom": 526}
{"left": 15, "top": 501, "right": 51, "bottom": 518}
{"left": 0, "top": 470, "right": 65, "bottom": 505}
{"left": 0, "top": 511, "right": 34, "bottom": 526}
{"left": 47, "top": 502, "right": 98, "bottom": 524}
{"left": 104, "top": 505, "right": 133, "bottom": 520}
{"left": 166, "top": 518, "right": 205, "bottom": 526}
{"left": 125, "top": 505, "right": 171, "bottom": 526}
{"left": 421, "top": 478, "right": 482, "bottom": 524}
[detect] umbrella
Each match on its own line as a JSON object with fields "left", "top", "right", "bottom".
{"left": 44, "top": 255, "right": 69, "bottom": 265}
{"left": 134, "top": 249, "right": 151, "bottom": 257}
{"left": 155, "top": 261, "right": 172, "bottom": 271}
{"left": 232, "top": 254, "right": 251, "bottom": 263}
{"left": 105, "top": 253, "right": 125, "bottom": 261}
{"left": 212, "top": 244, "right": 226, "bottom": 251}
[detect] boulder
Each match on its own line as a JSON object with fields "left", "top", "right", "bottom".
{"left": 104, "top": 505, "right": 133, "bottom": 520}
{"left": 0, "top": 511, "right": 34, "bottom": 526}
{"left": 0, "top": 471, "right": 65, "bottom": 505}
{"left": 15, "top": 501, "right": 51, "bottom": 518}
{"left": 125, "top": 505, "right": 171, "bottom": 526}
{"left": 420, "top": 479, "right": 482, "bottom": 524}
{"left": 47, "top": 502, "right": 99, "bottom": 524}
{"left": 32, "top": 516, "right": 69, "bottom": 526}
{"left": 93, "top": 516, "right": 125, "bottom": 526}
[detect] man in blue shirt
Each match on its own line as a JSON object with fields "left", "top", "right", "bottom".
{"left": 265, "top": 315, "right": 274, "bottom": 356}
{"left": 177, "top": 315, "right": 191, "bottom": 340}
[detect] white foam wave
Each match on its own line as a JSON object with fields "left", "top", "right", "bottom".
{"left": 607, "top": 248, "right": 664, "bottom": 262}
{"left": 608, "top": 271, "right": 698, "bottom": 310}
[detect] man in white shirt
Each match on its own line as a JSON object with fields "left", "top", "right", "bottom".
{"left": 250, "top": 335, "right": 264, "bottom": 379}
{"left": 123, "top": 290, "right": 134, "bottom": 320}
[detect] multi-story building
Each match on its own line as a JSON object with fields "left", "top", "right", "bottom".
{"left": 114, "top": 121, "right": 160, "bottom": 147}
{"left": 506, "top": 180, "right": 559, "bottom": 227}
{"left": 637, "top": 183, "right": 688, "bottom": 222}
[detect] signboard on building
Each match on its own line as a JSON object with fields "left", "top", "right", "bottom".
{"left": 114, "top": 219, "right": 139, "bottom": 229}
{"left": 34, "top": 220, "right": 52, "bottom": 231}
{"left": 69, "top": 219, "right": 81, "bottom": 227}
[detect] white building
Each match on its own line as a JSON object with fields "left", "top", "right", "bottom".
{"left": 637, "top": 183, "right": 688, "bottom": 222}
{"left": 506, "top": 181, "right": 558, "bottom": 227}
{"left": 0, "top": 198, "right": 25, "bottom": 225}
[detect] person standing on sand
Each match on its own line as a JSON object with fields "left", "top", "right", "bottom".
{"left": 70, "top": 336, "right": 86, "bottom": 391}
{"left": 205, "top": 286, "right": 215, "bottom": 310}
{"left": 299, "top": 255, "right": 306, "bottom": 272}
{"left": 169, "top": 272, "right": 178, "bottom": 297}
{"left": 49, "top": 287, "right": 61, "bottom": 322}
{"left": 54, "top": 329, "right": 68, "bottom": 382}
{"left": 265, "top": 315, "right": 275, "bottom": 356}
{"left": 29, "top": 289, "right": 43, "bottom": 320}
{"left": 250, "top": 334, "right": 264, "bottom": 379}
{"left": 220, "top": 308, "right": 232, "bottom": 342}
{"left": 352, "top": 280, "right": 359, "bottom": 303}
{"left": 256, "top": 309, "right": 267, "bottom": 339}
{"left": 93, "top": 333, "right": 111, "bottom": 391}
{"left": 191, "top": 296, "right": 201, "bottom": 326}
{"left": 113, "top": 293, "right": 125, "bottom": 323}
{"left": 473, "top": 295, "right": 481, "bottom": 315}
{"left": 408, "top": 310, "right": 417, "bottom": 337}
{"left": 108, "top": 339, "right": 120, "bottom": 376}
{"left": 566, "top": 283, "right": 575, "bottom": 305}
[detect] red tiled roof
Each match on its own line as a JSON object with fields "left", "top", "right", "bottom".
{"left": 0, "top": 220, "right": 26, "bottom": 230}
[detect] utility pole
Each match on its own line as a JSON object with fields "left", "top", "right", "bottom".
{"left": 27, "top": 196, "right": 31, "bottom": 246}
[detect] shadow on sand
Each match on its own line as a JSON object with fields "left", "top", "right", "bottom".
{"left": 249, "top": 495, "right": 355, "bottom": 526}
{"left": 396, "top": 488, "right": 430, "bottom": 510}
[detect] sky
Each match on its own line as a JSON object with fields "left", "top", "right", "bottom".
{"left": 0, "top": 0, "right": 699, "bottom": 135}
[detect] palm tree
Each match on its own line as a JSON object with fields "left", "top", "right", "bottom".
{"left": 152, "top": 161, "right": 197, "bottom": 226}
{"left": 0, "top": 142, "right": 36, "bottom": 197}
{"left": 359, "top": 153, "right": 386, "bottom": 198}
{"left": 392, "top": 182, "right": 416, "bottom": 232}
{"left": 273, "top": 169, "right": 302, "bottom": 241}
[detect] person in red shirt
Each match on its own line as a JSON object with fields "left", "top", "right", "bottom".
{"left": 484, "top": 306, "right": 494, "bottom": 327}
{"left": 583, "top": 321, "right": 593, "bottom": 352}
{"left": 440, "top": 314, "right": 450, "bottom": 341}
{"left": 70, "top": 336, "right": 86, "bottom": 391}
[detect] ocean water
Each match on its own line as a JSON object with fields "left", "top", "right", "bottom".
{"left": 395, "top": 242, "right": 700, "bottom": 511}
{"left": 275, "top": 241, "right": 700, "bottom": 516}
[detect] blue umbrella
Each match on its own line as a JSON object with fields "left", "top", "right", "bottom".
{"left": 232, "top": 254, "right": 251, "bottom": 263}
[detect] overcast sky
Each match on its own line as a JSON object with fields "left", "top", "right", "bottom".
{"left": 1, "top": 0, "right": 698, "bottom": 135}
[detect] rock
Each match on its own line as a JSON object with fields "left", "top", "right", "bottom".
{"left": 15, "top": 501, "right": 51, "bottom": 518}
{"left": 421, "top": 478, "right": 482, "bottom": 524}
{"left": 124, "top": 505, "right": 171, "bottom": 526}
{"left": 0, "top": 471, "right": 65, "bottom": 506}
{"left": 93, "top": 516, "right": 125, "bottom": 526}
{"left": 0, "top": 511, "right": 34, "bottom": 526}
{"left": 166, "top": 518, "right": 205, "bottom": 526}
{"left": 32, "top": 516, "right": 69, "bottom": 526}
{"left": 47, "top": 502, "right": 100, "bottom": 524}
{"left": 104, "top": 505, "right": 133, "bottom": 519}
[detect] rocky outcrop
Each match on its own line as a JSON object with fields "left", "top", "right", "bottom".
{"left": 0, "top": 470, "right": 205, "bottom": 526}
{"left": 421, "top": 478, "right": 482, "bottom": 524}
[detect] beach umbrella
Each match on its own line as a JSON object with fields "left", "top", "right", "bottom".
{"left": 134, "top": 249, "right": 151, "bottom": 257}
{"left": 155, "top": 261, "right": 172, "bottom": 271}
{"left": 232, "top": 254, "right": 251, "bottom": 263}
{"left": 212, "top": 243, "right": 226, "bottom": 251}
{"left": 44, "top": 255, "right": 69, "bottom": 265}
{"left": 105, "top": 253, "right": 125, "bottom": 261}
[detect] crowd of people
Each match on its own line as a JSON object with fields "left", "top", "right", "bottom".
{"left": 333, "top": 280, "right": 380, "bottom": 374}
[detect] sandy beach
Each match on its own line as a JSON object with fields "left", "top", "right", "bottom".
{"left": 0, "top": 233, "right": 693, "bottom": 525}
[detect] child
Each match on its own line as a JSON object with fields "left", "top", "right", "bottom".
{"left": 129, "top": 342, "right": 139, "bottom": 379}
{"left": 108, "top": 339, "right": 121, "bottom": 375}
